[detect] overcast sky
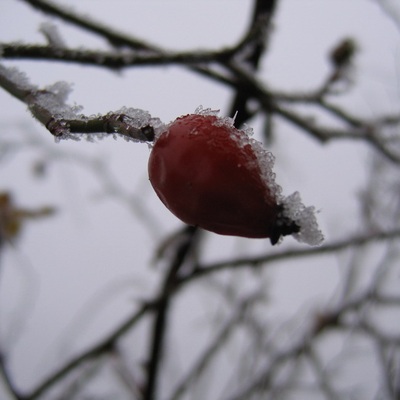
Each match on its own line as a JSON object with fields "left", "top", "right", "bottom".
{"left": 0, "top": 1, "right": 399, "bottom": 398}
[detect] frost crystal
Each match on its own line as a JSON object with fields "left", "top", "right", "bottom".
{"left": 0, "top": 64, "right": 36, "bottom": 92}
{"left": 280, "top": 192, "right": 324, "bottom": 246}
{"left": 241, "top": 123, "right": 254, "bottom": 137}
{"left": 39, "top": 22, "right": 66, "bottom": 48}
{"left": 195, "top": 105, "right": 220, "bottom": 117}
{"left": 248, "top": 138, "right": 282, "bottom": 202}
{"left": 36, "top": 81, "right": 82, "bottom": 120}
{"left": 116, "top": 107, "right": 166, "bottom": 141}
{"left": 116, "top": 107, "right": 152, "bottom": 127}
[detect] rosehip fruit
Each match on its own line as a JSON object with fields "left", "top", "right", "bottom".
{"left": 148, "top": 109, "right": 323, "bottom": 245}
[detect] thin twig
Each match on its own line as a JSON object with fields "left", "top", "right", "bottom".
{"left": 180, "top": 229, "right": 400, "bottom": 285}
{"left": 26, "top": 302, "right": 152, "bottom": 400}
{"left": 0, "top": 352, "right": 26, "bottom": 400}
{"left": 224, "top": 287, "right": 381, "bottom": 400}
{"left": 0, "top": 43, "right": 232, "bottom": 69}
{"left": 168, "top": 293, "right": 258, "bottom": 400}
{"left": 20, "top": 0, "right": 159, "bottom": 50}
{"left": 144, "top": 226, "right": 200, "bottom": 400}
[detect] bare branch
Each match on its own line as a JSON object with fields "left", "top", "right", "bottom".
{"left": 0, "top": 43, "right": 233, "bottom": 69}
{"left": 0, "top": 64, "right": 163, "bottom": 141}
{"left": 181, "top": 229, "right": 400, "bottom": 284}
{"left": 20, "top": 0, "right": 159, "bottom": 50}
{"left": 0, "top": 352, "right": 25, "bottom": 400}
{"left": 144, "top": 226, "right": 200, "bottom": 400}
{"left": 168, "top": 293, "right": 260, "bottom": 400}
{"left": 26, "top": 302, "right": 152, "bottom": 400}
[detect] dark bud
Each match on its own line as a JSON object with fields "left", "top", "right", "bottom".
{"left": 329, "top": 38, "right": 357, "bottom": 69}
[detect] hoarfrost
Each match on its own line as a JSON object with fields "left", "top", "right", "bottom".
{"left": 0, "top": 64, "right": 36, "bottom": 92}
{"left": 216, "top": 108, "right": 282, "bottom": 203}
{"left": 252, "top": 143, "right": 282, "bottom": 202}
{"left": 0, "top": 64, "right": 165, "bottom": 143}
{"left": 116, "top": 107, "right": 152, "bottom": 126}
{"left": 281, "top": 192, "right": 324, "bottom": 246}
{"left": 241, "top": 123, "right": 254, "bottom": 137}
{"left": 115, "top": 106, "right": 166, "bottom": 140}
{"left": 195, "top": 105, "right": 220, "bottom": 117}
{"left": 36, "top": 81, "right": 83, "bottom": 119}
{"left": 39, "top": 22, "right": 66, "bottom": 48}
{"left": 213, "top": 114, "right": 236, "bottom": 128}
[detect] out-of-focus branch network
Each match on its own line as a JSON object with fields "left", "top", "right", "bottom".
{"left": 1, "top": 0, "right": 400, "bottom": 400}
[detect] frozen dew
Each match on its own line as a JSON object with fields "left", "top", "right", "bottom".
{"left": 280, "top": 192, "right": 324, "bottom": 246}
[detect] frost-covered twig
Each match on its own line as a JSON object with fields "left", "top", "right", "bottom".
{"left": 38, "top": 21, "right": 66, "bottom": 48}
{"left": 0, "top": 64, "right": 163, "bottom": 141}
{"left": 46, "top": 109, "right": 163, "bottom": 142}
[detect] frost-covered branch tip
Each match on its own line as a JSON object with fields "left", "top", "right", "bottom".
{"left": 0, "top": 64, "right": 164, "bottom": 142}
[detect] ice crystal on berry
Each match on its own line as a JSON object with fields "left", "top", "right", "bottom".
{"left": 194, "top": 105, "right": 220, "bottom": 117}
{"left": 281, "top": 192, "right": 324, "bottom": 246}
{"left": 150, "top": 108, "right": 323, "bottom": 246}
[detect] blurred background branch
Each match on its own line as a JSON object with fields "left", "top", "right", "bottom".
{"left": 0, "top": 0, "right": 400, "bottom": 399}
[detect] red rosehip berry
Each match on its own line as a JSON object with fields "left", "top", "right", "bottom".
{"left": 148, "top": 108, "right": 323, "bottom": 245}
